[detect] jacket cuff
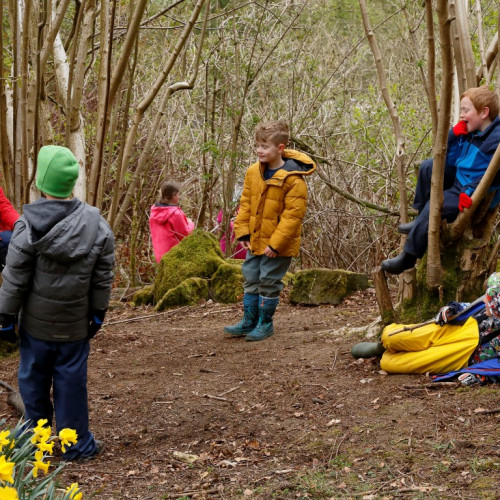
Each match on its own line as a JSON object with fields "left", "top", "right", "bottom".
{"left": 237, "top": 235, "right": 251, "bottom": 242}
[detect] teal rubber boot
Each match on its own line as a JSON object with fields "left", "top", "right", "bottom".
{"left": 351, "top": 341, "right": 386, "bottom": 359}
{"left": 224, "top": 294, "right": 259, "bottom": 337}
{"left": 246, "top": 296, "right": 279, "bottom": 342}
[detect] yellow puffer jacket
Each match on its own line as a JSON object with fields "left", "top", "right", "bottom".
{"left": 234, "top": 149, "right": 316, "bottom": 257}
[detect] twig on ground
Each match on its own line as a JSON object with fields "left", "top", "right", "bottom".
{"left": 330, "top": 349, "right": 339, "bottom": 370}
{"left": 204, "top": 394, "right": 229, "bottom": 401}
{"left": 474, "top": 407, "right": 500, "bottom": 415}
{"left": 104, "top": 306, "right": 191, "bottom": 326}
{"left": 218, "top": 385, "right": 243, "bottom": 397}
{"left": 402, "top": 382, "right": 458, "bottom": 390}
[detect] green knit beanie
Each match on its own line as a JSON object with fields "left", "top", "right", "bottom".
{"left": 36, "top": 145, "right": 79, "bottom": 198}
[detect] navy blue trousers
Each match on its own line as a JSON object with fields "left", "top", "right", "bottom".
{"left": 18, "top": 328, "right": 99, "bottom": 460}
{"left": 405, "top": 159, "right": 461, "bottom": 258}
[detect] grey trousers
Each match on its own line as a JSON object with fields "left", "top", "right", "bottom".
{"left": 242, "top": 252, "right": 292, "bottom": 298}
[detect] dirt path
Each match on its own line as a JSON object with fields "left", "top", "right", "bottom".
{"left": 0, "top": 288, "right": 498, "bottom": 499}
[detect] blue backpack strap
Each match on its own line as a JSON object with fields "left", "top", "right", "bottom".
{"left": 453, "top": 302, "right": 485, "bottom": 323}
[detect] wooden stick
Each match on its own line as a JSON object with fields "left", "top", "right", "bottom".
{"left": 203, "top": 394, "right": 229, "bottom": 402}
{"left": 474, "top": 407, "right": 500, "bottom": 415}
{"left": 402, "top": 382, "right": 459, "bottom": 389}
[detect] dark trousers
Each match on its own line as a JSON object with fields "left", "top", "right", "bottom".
{"left": 242, "top": 253, "right": 292, "bottom": 297}
{"left": 0, "top": 230, "right": 13, "bottom": 269}
{"left": 405, "top": 159, "right": 461, "bottom": 258}
{"left": 18, "top": 328, "right": 98, "bottom": 460}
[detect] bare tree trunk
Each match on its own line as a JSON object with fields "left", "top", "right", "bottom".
{"left": 0, "top": 0, "right": 13, "bottom": 198}
{"left": 475, "top": 0, "right": 488, "bottom": 83}
{"left": 88, "top": 0, "right": 113, "bottom": 208}
{"left": 358, "top": 0, "right": 408, "bottom": 293}
{"left": 450, "top": 0, "right": 477, "bottom": 93}
{"left": 111, "top": 0, "right": 207, "bottom": 232}
{"left": 425, "top": 0, "right": 438, "bottom": 137}
{"left": 426, "top": 0, "right": 454, "bottom": 288}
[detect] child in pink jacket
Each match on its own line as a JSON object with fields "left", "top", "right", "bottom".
{"left": 149, "top": 181, "right": 194, "bottom": 262}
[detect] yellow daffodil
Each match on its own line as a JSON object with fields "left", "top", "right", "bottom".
{"left": 58, "top": 429, "right": 78, "bottom": 453}
{"left": 30, "top": 420, "right": 51, "bottom": 445}
{"left": 66, "top": 483, "right": 82, "bottom": 500}
{"left": 0, "top": 431, "right": 11, "bottom": 451}
{"left": 0, "top": 455, "right": 14, "bottom": 484}
{"left": 0, "top": 485, "right": 18, "bottom": 500}
{"left": 32, "top": 450, "right": 49, "bottom": 478}
{"left": 36, "top": 439, "right": 54, "bottom": 454}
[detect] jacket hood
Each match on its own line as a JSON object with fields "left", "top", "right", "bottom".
{"left": 257, "top": 149, "right": 316, "bottom": 180}
{"left": 150, "top": 204, "right": 182, "bottom": 224}
{"left": 22, "top": 198, "right": 101, "bottom": 262}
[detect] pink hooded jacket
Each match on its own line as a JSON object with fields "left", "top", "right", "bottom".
{"left": 149, "top": 205, "right": 194, "bottom": 262}
{"left": 216, "top": 210, "right": 246, "bottom": 259}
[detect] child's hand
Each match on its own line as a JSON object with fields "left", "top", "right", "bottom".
{"left": 452, "top": 120, "right": 468, "bottom": 136}
{"left": 458, "top": 192, "right": 473, "bottom": 211}
{"left": 88, "top": 309, "right": 107, "bottom": 340}
{"left": 240, "top": 240, "right": 252, "bottom": 250}
{"left": 264, "top": 246, "right": 278, "bottom": 258}
{"left": 0, "top": 313, "right": 17, "bottom": 344}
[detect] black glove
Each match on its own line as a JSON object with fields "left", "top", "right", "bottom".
{"left": 88, "top": 309, "right": 107, "bottom": 340}
{"left": 434, "top": 301, "right": 460, "bottom": 326}
{"left": 0, "top": 314, "right": 18, "bottom": 344}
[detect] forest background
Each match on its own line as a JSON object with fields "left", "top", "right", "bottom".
{"left": 2, "top": 0, "right": 499, "bottom": 295}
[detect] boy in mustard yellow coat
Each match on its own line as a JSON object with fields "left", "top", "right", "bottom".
{"left": 224, "top": 121, "right": 316, "bottom": 341}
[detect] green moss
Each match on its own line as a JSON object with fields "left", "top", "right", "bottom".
{"left": 398, "top": 248, "right": 484, "bottom": 324}
{"left": 289, "top": 268, "right": 368, "bottom": 305}
{"left": 132, "top": 285, "right": 155, "bottom": 306}
{"left": 153, "top": 230, "right": 224, "bottom": 303}
{"left": 0, "top": 342, "right": 18, "bottom": 360}
{"left": 155, "top": 277, "right": 209, "bottom": 311}
{"left": 210, "top": 264, "right": 244, "bottom": 303}
{"left": 282, "top": 271, "right": 295, "bottom": 287}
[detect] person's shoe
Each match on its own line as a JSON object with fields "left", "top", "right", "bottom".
{"left": 224, "top": 294, "right": 259, "bottom": 337}
{"left": 63, "top": 439, "right": 104, "bottom": 463}
{"left": 351, "top": 342, "right": 385, "bottom": 359}
{"left": 246, "top": 296, "right": 279, "bottom": 342}
{"left": 397, "top": 220, "right": 416, "bottom": 234}
{"left": 381, "top": 252, "right": 417, "bottom": 275}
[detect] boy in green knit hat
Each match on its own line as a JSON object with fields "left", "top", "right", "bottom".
{"left": 0, "top": 145, "right": 115, "bottom": 461}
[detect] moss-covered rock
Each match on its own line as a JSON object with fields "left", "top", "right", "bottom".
{"left": 155, "top": 277, "right": 209, "bottom": 311}
{"left": 153, "top": 229, "right": 225, "bottom": 303}
{"left": 132, "top": 285, "right": 155, "bottom": 306}
{"left": 210, "top": 264, "right": 244, "bottom": 303}
{"left": 289, "top": 268, "right": 368, "bottom": 306}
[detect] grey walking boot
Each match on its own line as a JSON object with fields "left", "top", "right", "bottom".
{"left": 224, "top": 293, "right": 259, "bottom": 337}
{"left": 351, "top": 341, "right": 385, "bottom": 359}
{"left": 397, "top": 220, "right": 416, "bottom": 234}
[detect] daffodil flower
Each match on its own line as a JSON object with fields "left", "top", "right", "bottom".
{"left": 0, "top": 431, "right": 11, "bottom": 451}
{"left": 66, "top": 482, "right": 82, "bottom": 500}
{"left": 0, "top": 485, "right": 18, "bottom": 500}
{"left": 36, "top": 440, "right": 54, "bottom": 454}
{"left": 58, "top": 429, "right": 78, "bottom": 453}
{"left": 0, "top": 455, "right": 15, "bottom": 484}
{"left": 30, "top": 421, "right": 51, "bottom": 445}
{"left": 32, "top": 450, "right": 50, "bottom": 478}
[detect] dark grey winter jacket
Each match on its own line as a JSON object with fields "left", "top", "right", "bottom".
{"left": 0, "top": 198, "right": 114, "bottom": 342}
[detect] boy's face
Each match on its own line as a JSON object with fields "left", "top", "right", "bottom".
{"left": 460, "top": 96, "right": 490, "bottom": 132}
{"left": 255, "top": 139, "right": 285, "bottom": 166}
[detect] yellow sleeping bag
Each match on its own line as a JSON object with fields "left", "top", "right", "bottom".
{"left": 380, "top": 316, "right": 479, "bottom": 374}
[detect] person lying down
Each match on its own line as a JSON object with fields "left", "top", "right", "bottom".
{"left": 351, "top": 273, "right": 500, "bottom": 386}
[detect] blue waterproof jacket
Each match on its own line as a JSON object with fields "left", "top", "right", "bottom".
{"left": 447, "top": 116, "right": 500, "bottom": 206}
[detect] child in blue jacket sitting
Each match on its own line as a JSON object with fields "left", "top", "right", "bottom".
{"left": 382, "top": 86, "right": 500, "bottom": 274}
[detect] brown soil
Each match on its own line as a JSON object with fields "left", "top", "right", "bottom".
{"left": 0, "top": 288, "right": 499, "bottom": 499}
